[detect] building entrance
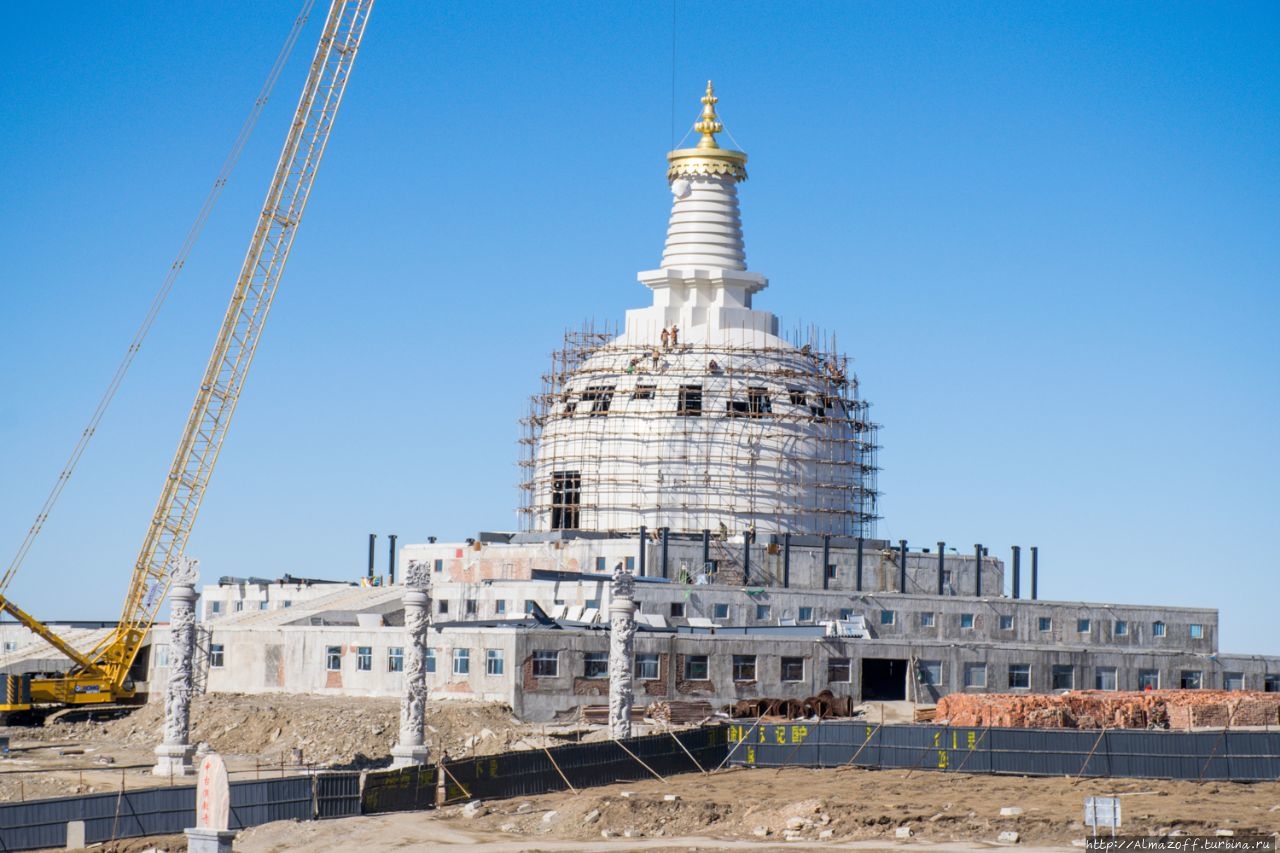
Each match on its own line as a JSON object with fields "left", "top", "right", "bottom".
{"left": 861, "top": 658, "right": 908, "bottom": 701}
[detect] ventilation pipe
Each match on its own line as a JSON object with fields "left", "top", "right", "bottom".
{"left": 1031, "top": 546, "right": 1039, "bottom": 600}
{"left": 937, "top": 541, "right": 946, "bottom": 595}
{"left": 822, "top": 535, "right": 831, "bottom": 591}
{"left": 898, "top": 539, "right": 908, "bottom": 593}
{"left": 1011, "top": 545, "right": 1021, "bottom": 599}
{"left": 974, "top": 543, "right": 983, "bottom": 597}
{"left": 855, "top": 536, "right": 864, "bottom": 592}
{"left": 660, "top": 527, "right": 670, "bottom": 579}
{"left": 388, "top": 534, "right": 397, "bottom": 585}
{"left": 742, "top": 530, "right": 751, "bottom": 584}
{"left": 638, "top": 525, "right": 646, "bottom": 577}
{"left": 783, "top": 532, "right": 791, "bottom": 588}
{"left": 367, "top": 533, "right": 376, "bottom": 581}
{"left": 702, "top": 529, "right": 710, "bottom": 572}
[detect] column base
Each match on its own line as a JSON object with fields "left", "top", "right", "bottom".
{"left": 185, "top": 827, "right": 236, "bottom": 853}
{"left": 152, "top": 743, "right": 196, "bottom": 777}
{"left": 390, "top": 743, "right": 430, "bottom": 768}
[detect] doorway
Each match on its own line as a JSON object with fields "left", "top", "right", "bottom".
{"left": 861, "top": 658, "right": 908, "bottom": 701}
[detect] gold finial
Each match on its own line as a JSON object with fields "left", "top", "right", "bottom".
{"left": 694, "top": 80, "right": 722, "bottom": 149}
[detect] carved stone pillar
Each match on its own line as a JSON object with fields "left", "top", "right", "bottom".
{"left": 608, "top": 565, "right": 637, "bottom": 739}
{"left": 153, "top": 556, "right": 200, "bottom": 777}
{"left": 391, "top": 560, "right": 431, "bottom": 767}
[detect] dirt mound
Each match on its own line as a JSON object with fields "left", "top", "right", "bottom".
{"left": 937, "top": 690, "right": 1280, "bottom": 729}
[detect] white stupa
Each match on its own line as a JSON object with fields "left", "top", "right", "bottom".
{"left": 521, "top": 83, "right": 878, "bottom": 537}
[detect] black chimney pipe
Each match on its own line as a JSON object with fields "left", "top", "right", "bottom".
{"left": 1011, "top": 545, "right": 1021, "bottom": 599}
{"left": 367, "top": 533, "right": 376, "bottom": 580}
{"left": 974, "top": 543, "right": 983, "bottom": 597}
{"left": 742, "top": 530, "right": 751, "bottom": 584}
{"left": 937, "top": 541, "right": 946, "bottom": 595}
{"left": 855, "top": 536, "right": 864, "bottom": 592}
{"left": 1031, "top": 546, "right": 1039, "bottom": 600}
{"left": 783, "top": 531, "right": 791, "bottom": 588}
{"left": 702, "top": 529, "right": 710, "bottom": 572}
{"left": 898, "top": 539, "right": 908, "bottom": 593}
{"left": 638, "top": 525, "right": 646, "bottom": 577}
{"left": 388, "top": 534, "right": 397, "bottom": 585}
{"left": 660, "top": 527, "right": 670, "bottom": 579}
{"left": 822, "top": 534, "right": 831, "bottom": 591}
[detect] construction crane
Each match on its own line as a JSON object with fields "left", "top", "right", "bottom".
{"left": 0, "top": 0, "right": 374, "bottom": 713}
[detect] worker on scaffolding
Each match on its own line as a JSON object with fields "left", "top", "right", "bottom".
{"left": 660, "top": 327, "right": 670, "bottom": 349}
{"left": 670, "top": 324, "right": 679, "bottom": 346}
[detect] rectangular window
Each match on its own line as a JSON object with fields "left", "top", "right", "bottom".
{"left": 495, "top": 600, "right": 507, "bottom": 615}
{"left": 788, "top": 389, "right": 806, "bottom": 406}
{"left": 582, "top": 385, "right": 615, "bottom": 416}
{"left": 1095, "top": 666, "right": 1118, "bottom": 691}
{"left": 918, "top": 660, "right": 942, "bottom": 686}
{"left": 595, "top": 556, "right": 607, "bottom": 571}
{"left": 486, "top": 649, "right": 505, "bottom": 676}
{"left": 1138, "top": 669, "right": 1159, "bottom": 691}
{"left": 678, "top": 385, "right": 703, "bottom": 416}
{"left": 282, "top": 600, "right": 292, "bottom": 608}
{"left": 1180, "top": 670, "right": 1202, "bottom": 690}
{"left": 633, "top": 384, "right": 655, "bottom": 400}
{"left": 153, "top": 644, "right": 170, "bottom": 668}
{"left": 1264, "top": 675, "right": 1279, "bottom": 693}
{"left": 827, "top": 657, "right": 851, "bottom": 683}
{"left": 258, "top": 601, "right": 269, "bottom": 611}
{"left": 920, "top": 612, "right": 936, "bottom": 628}
{"left": 625, "top": 556, "right": 635, "bottom": 571}
{"left": 756, "top": 604, "right": 772, "bottom": 621}
{"left": 1114, "top": 620, "right": 1128, "bottom": 637}
{"left": 210, "top": 601, "right": 222, "bottom": 614}
{"left": 684, "top": 655, "right": 709, "bottom": 680}
{"left": 825, "top": 564, "right": 837, "bottom": 579}
{"left": 960, "top": 613, "right": 975, "bottom": 629}
{"left": 839, "top": 608, "right": 853, "bottom": 620}
{"left": 798, "top": 606, "right": 814, "bottom": 622}
{"left": 234, "top": 601, "right": 244, "bottom": 612}
{"left": 1051, "top": 664, "right": 1074, "bottom": 690}
{"left": 425, "top": 648, "right": 437, "bottom": 674}
{"left": 584, "top": 652, "right": 609, "bottom": 679}
{"left": 1224, "top": 672, "right": 1244, "bottom": 691}
{"left": 635, "top": 653, "right": 659, "bottom": 680}
{"left": 388, "top": 647, "right": 404, "bottom": 672}
{"left": 999, "top": 615, "right": 1014, "bottom": 631}
{"left": 1077, "top": 618, "right": 1091, "bottom": 634}
{"left": 726, "top": 399, "right": 750, "bottom": 417}
{"left": 964, "top": 662, "right": 987, "bottom": 688}
{"left": 1153, "top": 620, "right": 1166, "bottom": 638}
{"left": 532, "top": 650, "right": 558, "bottom": 677}
{"left": 1008, "top": 663, "right": 1031, "bottom": 690}
{"left": 325, "top": 645, "right": 341, "bottom": 671}
{"left": 438, "top": 600, "right": 449, "bottom": 615}
{"left": 1038, "top": 616, "right": 1052, "bottom": 632}
{"left": 732, "top": 655, "right": 757, "bottom": 681}
{"left": 781, "top": 657, "right": 805, "bottom": 682}
{"left": 550, "top": 470, "right": 581, "bottom": 530}
{"left": 452, "top": 648, "right": 470, "bottom": 675}
{"left": 209, "top": 644, "right": 225, "bottom": 668}
{"left": 433, "top": 558, "right": 443, "bottom": 573}
{"left": 1189, "top": 623, "right": 1204, "bottom": 639}
{"left": 747, "top": 387, "right": 772, "bottom": 415}
{"left": 670, "top": 601, "right": 685, "bottom": 617}
{"left": 357, "top": 646, "right": 373, "bottom": 672}
{"left": 465, "top": 599, "right": 477, "bottom": 616}
{"left": 524, "top": 599, "right": 537, "bottom": 614}
{"left": 880, "top": 609, "right": 895, "bottom": 626}
{"left": 712, "top": 602, "right": 729, "bottom": 619}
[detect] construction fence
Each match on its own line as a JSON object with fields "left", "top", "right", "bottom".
{"left": 725, "top": 721, "right": 1280, "bottom": 781}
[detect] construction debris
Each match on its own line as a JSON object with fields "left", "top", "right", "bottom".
{"left": 936, "top": 690, "right": 1280, "bottom": 730}
{"left": 646, "top": 700, "right": 714, "bottom": 725}
{"left": 726, "top": 691, "right": 857, "bottom": 720}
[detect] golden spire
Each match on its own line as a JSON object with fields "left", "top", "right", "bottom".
{"left": 695, "top": 80, "right": 722, "bottom": 149}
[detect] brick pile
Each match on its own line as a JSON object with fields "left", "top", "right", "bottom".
{"left": 936, "top": 690, "right": 1280, "bottom": 730}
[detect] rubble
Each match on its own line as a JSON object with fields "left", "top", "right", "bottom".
{"left": 936, "top": 690, "right": 1280, "bottom": 730}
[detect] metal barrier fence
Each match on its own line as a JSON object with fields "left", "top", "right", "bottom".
{"left": 725, "top": 721, "right": 1280, "bottom": 781}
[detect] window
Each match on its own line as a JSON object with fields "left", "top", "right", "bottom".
{"left": 1095, "top": 667, "right": 1118, "bottom": 691}
{"left": 357, "top": 646, "right": 373, "bottom": 671}
{"left": 524, "top": 600, "right": 538, "bottom": 614}
{"left": 839, "top": 608, "right": 853, "bottom": 620}
{"left": 209, "top": 644, "right": 225, "bottom": 668}
{"left": 258, "top": 601, "right": 269, "bottom": 611}
{"left": 452, "top": 648, "right": 470, "bottom": 675}
{"left": 625, "top": 556, "right": 635, "bottom": 572}
{"left": 550, "top": 470, "right": 581, "bottom": 530}
{"left": 788, "top": 389, "right": 806, "bottom": 406}
{"left": 880, "top": 609, "right": 895, "bottom": 626}
{"left": 433, "top": 559, "right": 443, "bottom": 574}
{"left": 732, "top": 655, "right": 757, "bottom": 681}
{"left": 635, "top": 653, "right": 659, "bottom": 680}
{"left": 683, "top": 655, "right": 709, "bottom": 680}
{"left": 755, "top": 604, "right": 772, "bottom": 621}
{"left": 532, "top": 650, "right": 558, "bottom": 677}
{"left": 781, "top": 657, "right": 805, "bottom": 682}
{"left": 999, "top": 615, "right": 1014, "bottom": 631}
{"left": 1077, "top": 618, "right": 1091, "bottom": 634}
{"left": 425, "top": 648, "right": 436, "bottom": 674}
{"left": 1224, "top": 672, "right": 1244, "bottom": 691}
{"left": 798, "top": 606, "right": 814, "bottom": 623}
{"left": 1189, "top": 624, "right": 1203, "bottom": 640}
{"left": 582, "top": 385, "right": 615, "bottom": 416}
{"left": 325, "top": 646, "right": 342, "bottom": 671}
{"left": 388, "top": 647, "right": 404, "bottom": 672}
{"left": 486, "top": 649, "right": 505, "bottom": 676}
{"left": 677, "top": 385, "right": 703, "bottom": 416}
{"left": 726, "top": 399, "right": 750, "bottom": 417}
{"left": 152, "top": 644, "right": 170, "bottom": 668}
{"left": 1138, "top": 669, "right": 1159, "bottom": 691}
{"left": 1038, "top": 616, "right": 1052, "bottom": 632}
{"left": 595, "top": 556, "right": 607, "bottom": 572}
{"left": 584, "top": 652, "right": 609, "bottom": 679}
{"left": 825, "top": 564, "right": 837, "bottom": 580}
{"left": 918, "top": 660, "right": 942, "bottom": 686}
{"left": 712, "top": 602, "right": 729, "bottom": 619}
{"left": 210, "top": 601, "right": 222, "bottom": 615}
{"left": 465, "top": 599, "right": 477, "bottom": 616}
{"left": 438, "top": 600, "right": 449, "bottom": 615}
{"left": 1114, "top": 620, "right": 1128, "bottom": 637}
{"left": 960, "top": 613, "right": 975, "bottom": 630}
{"left": 670, "top": 602, "right": 685, "bottom": 618}
{"left": 1051, "top": 665, "right": 1074, "bottom": 690}
{"left": 1008, "top": 664, "right": 1031, "bottom": 690}
{"left": 234, "top": 600, "right": 244, "bottom": 612}
{"left": 827, "top": 657, "right": 851, "bottom": 683}
{"left": 920, "top": 612, "right": 936, "bottom": 628}
{"left": 748, "top": 387, "right": 772, "bottom": 415}
{"left": 1180, "top": 670, "right": 1202, "bottom": 690}
{"left": 282, "top": 600, "right": 292, "bottom": 608}
{"left": 1264, "top": 675, "right": 1279, "bottom": 693}
{"left": 495, "top": 600, "right": 507, "bottom": 615}
{"left": 964, "top": 663, "right": 987, "bottom": 688}
{"left": 633, "top": 384, "right": 655, "bottom": 400}
{"left": 1153, "top": 620, "right": 1166, "bottom": 638}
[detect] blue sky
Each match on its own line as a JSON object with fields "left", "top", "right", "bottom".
{"left": 1, "top": 2, "right": 1277, "bottom": 655}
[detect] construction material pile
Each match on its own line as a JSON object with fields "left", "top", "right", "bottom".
{"left": 726, "top": 691, "right": 857, "bottom": 720}
{"left": 936, "top": 690, "right": 1280, "bottom": 730}
{"left": 646, "top": 700, "right": 715, "bottom": 725}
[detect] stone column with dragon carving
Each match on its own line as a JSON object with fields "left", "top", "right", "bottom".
{"left": 153, "top": 555, "right": 200, "bottom": 777}
{"left": 391, "top": 559, "right": 431, "bottom": 767}
{"left": 608, "top": 563, "right": 637, "bottom": 739}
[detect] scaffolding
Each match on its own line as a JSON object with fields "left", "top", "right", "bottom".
{"left": 518, "top": 320, "right": 880, "bottom": 538}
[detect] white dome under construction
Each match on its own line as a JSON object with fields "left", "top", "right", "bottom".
{"left": 519, "top": 83, "right": 879, "bottom": 537}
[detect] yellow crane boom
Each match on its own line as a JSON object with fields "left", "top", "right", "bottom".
{"left": 0, "top": 0, "right": 374, "bottom": 708}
